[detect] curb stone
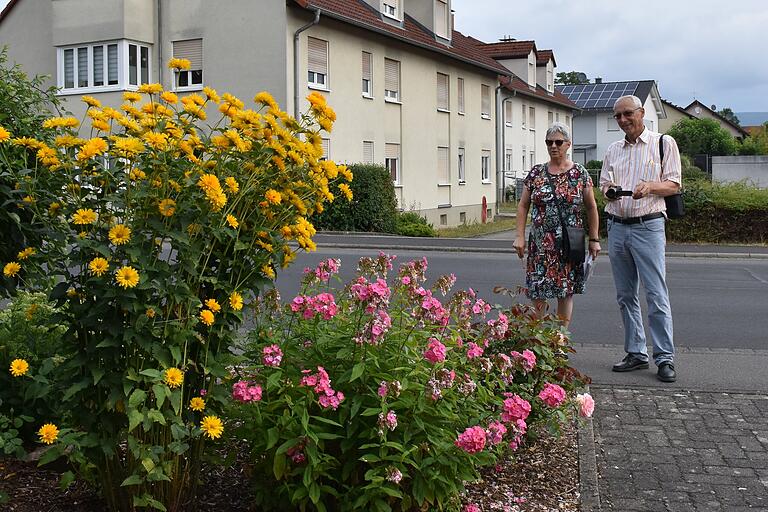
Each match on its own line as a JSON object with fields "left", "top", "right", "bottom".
{"left": 578, "top": 386, "right": 601, "bottom": 512}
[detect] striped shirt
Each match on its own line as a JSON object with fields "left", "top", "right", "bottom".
{"left": 599, "top": 129, "right": 682, "bottom": 218}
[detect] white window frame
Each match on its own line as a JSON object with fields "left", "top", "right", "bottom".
{"left": 521, "top": 104, "right": 527, "bottom": 129}
{"left": 320, "top": 138, "right": 330, "bottom": 161}
{"left": 607, "top": 115, "right": 620, "bottom": 131}
{"left": 522, "top": 147, "right": 527, "bottom": 171}
{"left": 307, "top": 37, "right": 329, "bottom": 90}
{"left": 505, "top": 149, "right": 513, "bottom": 174}
{"left": 434, "top": 0, "right": 449, "bottom": 39}
{"left": 548, "top": 111, "right": 554, "bottom": 127}
{"left": 481, "top": 84, "right": 491, "bottom": 119}
{"left": 529, "top": 106, "right": 536, "bottom": 131}
{"left": 362, "top": 51, "right": 373, "bottom": 98}
{"left": 481, "top": 150, "right": 491, "bottom": 183}
{"left": 56, "top": 40, "right": 150, "bottom": 95}
{"left": 386, "top": 143, "right": 401, "bottom": 185}
{"left": 458, "top": 147, "right": 465, "bottom": 184}
{"left": 381, "top": 0, "right": 399, "bottom": 19}
{"left": 457, "top": 77, "right": 465, "bottom": 114}
{"left": 436, "top": 72, "right": 449, "bottom": 111}
{"left": 384, "top": 58, "right": 400, "bottom": 102}
{"left": 505, "top": 101, "right": 513, "bottom": 127}
{"left": 172, "top": 39, "right": 203, "bottom": 92}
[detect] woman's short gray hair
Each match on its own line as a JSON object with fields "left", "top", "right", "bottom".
{"left": 545, "top": 122, "right": 571, "bottom": 142}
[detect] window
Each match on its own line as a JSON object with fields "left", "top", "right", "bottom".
{"left": 505, "top": 101, "right": 513, "bottom": 126}
{"left": 530, "top": 150, "right": 535, "bottom": 168}
{"left": 521, "top": 104, "right": 526, "bottom": 128}
{"left": 57, "top": 40, "right": 147, "bottom": 93}
{"left": 321, "top": 138, "right": 330, "bottom": 161}
{"left": 556, "top": 112, "right": 560, "bottom": 122}
{"left": 565, "top": 115, "right": 570, "bottom": 127}
{"left": 434, "top": 0, "right": 449, "bottom": 39}
{"left": 437, "top": 72, "right": 449, "bottom": 111}
{"left": 481, "top": 150, "right": 491, "bottom": 182}
{"left": 548, "top": 111, "right": 553, "bottom": 127}
{"left": 386, "top": 143, "right": 401, "bottom": 184}
{"left": 529, "top": 106, "right": 536, "bottom": 130}
{"left": 460, "top": 212, "right": 466, "bottom": 224}
{"left": 607, "top": 116, "right": 619, "bottom": 131}
{"left": 481, "top": 84, "right": 490, "bottom": 119}
{"left": 307, "top": 37, "right": 328, "bottom": 89}
{"left": 440, "top": 214, "right": 447, "bottom": 226}
{"left": 528, "top": 60, "right": 535, "bottom": 85}
{"left": 458, "top": 147, "right": 465, "bottom": 183}
{"left": 363, "top": 141, "right": 374, "bottom": 163}
{"left": 382, "top": 0, "right": 398, "bottom": 18}
{"left": 172, "top": 39, "right": 203, "bottom": 90}
{"left": 384, "top": 58, "right": 400, "bottom": 101}
{"left": 362, "top": 51, "right": 372, "bottom": 97}
{"left": 547, "top": 66, "right": 554, "bottom": 93}
{"left": 437, "top": 146, "right": 449, "bottom": 184}
{"left": 522, "top": 147, "right": 526, "bottom": 171}
{"left": 505, "top": 150, "right": 512, "bottom": 174}
{"left": 457, "top": 77, "right": 465, "bottom": 114}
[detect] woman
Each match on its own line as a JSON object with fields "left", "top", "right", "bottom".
{"left": 513, "top": 122, "right": 600, "bottom": 328}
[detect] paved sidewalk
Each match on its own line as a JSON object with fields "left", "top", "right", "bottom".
{"left": 583, "top": 386, "right": 768, "bottom": 511}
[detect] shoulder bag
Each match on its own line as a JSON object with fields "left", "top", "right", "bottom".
{"left": 545, "top": 167, "right": 586, "bottom": 265}
{"left": 659, "top": 134, "right": 685, "bottom": 219}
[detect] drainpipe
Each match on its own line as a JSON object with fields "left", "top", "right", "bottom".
{"left": 293, "top": 8, "right": 321, "bottom": 119}
{"left": 157, "top": 0, "right": 163, "bottom": 85}
{"left": 495, "top": 82, "right": 516, "bottom": 209}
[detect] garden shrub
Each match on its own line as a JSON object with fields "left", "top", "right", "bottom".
{"left": 313, "top": 163, "right": 398, "bottom": 233}
{"left": 229, "top": 255, "right": 590, "bottom": 511}
{"left": 395, "top": 211, "right": 437, "bottom": 237}
{"left": 0, "top": 57, "right": 350, "bottom": 511}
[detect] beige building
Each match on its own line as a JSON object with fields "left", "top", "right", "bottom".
{"left": 658, "top": 99, "right": 694, "bottom": 133}
{"left": 0, "top": 0, "right": 577, "bottom": 226}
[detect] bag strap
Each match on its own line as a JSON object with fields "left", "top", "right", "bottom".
{"left": 543, "top": 165, "right": 569, "bottom": 229}
{"left": 659, "top": 134, "right": 665, "bottom": 178}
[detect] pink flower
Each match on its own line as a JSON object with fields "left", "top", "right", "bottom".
{"left": 378, "top": 410, "right": 398, "bottom": 433}
{"left": 401, "top": 276, "right": 411, "bottom": 285}
{"left": 378, "top": 381, "right": 388, "bottom": 397}
{"left": 510, "top": 349, "right": 536, "bottom": 372}
{"left": 262, "top": 344, "right": 283, "bottom": 367}
{"left": 423, "top": 338, "right": 447, "bottom": 364}
{"left": 464, "top": 505, "right": 481, "bottom": 512}
{"left": 501, "top": 394, "right": 531, "bottom": 423}
{"left": 466, "top": 342, "right": 484, "bottom": 359}
{"left": 455, "top": 425, "right": 486, "bottom": 454}
{"left": 318, "top": 390, "right": 345, "bottom": 410}
{"left": 538, "top": 383, "right": 567, "bottom": 408}
{"left": 485, "top": 421, "right": 507, "bottom": 446}
{"left": 576, "top": 393, "right": 595, "bottom": 418}
{"left": 232, "top": 380, "right": 263, "bottom": 403}
{"left": 386, "top": 466, "right": 403, "bottom": 484}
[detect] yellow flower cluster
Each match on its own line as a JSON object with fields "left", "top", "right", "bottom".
{"left": 38, "top": 423, "right": 59, "bottom": 444}
{"left": 115, "top": 266, "right": 140, "bottom": 288}
{"left": 197, "top": 173, "right": 228, "bottom": 212}
{"left": 200, "top": 415, "right": 223, "bottom": 440}
{"left": 4, "top": 261, "right": 21, "bottom": 277}
{"left": 9, "top": 358, "right": 29, "bottom": 377}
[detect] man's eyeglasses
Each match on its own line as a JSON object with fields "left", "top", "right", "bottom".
{"left": 545, "top": 139, "right": 566, "bottom": 147}
{"left": 613, "top": 107, "right": 641, "bottom": 120}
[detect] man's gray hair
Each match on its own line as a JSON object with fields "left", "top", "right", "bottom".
{"left": 614, "top": 95, "right": 642, "bottom": 110}
{"left": 545, "top": 122, "right": 571, "bottom": 142}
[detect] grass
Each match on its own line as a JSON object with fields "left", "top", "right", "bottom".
{"left": 436, "top": 218, "right": 517, "bottom": 238}
{"left": 497, "top": 201, "right": 518, "bottom": 214}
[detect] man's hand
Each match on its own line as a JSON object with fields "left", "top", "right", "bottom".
{"left": 632, "top": 181, "right": 654, "bottom": 200}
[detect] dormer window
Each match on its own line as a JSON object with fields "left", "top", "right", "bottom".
{"left": 434, "top": 0, "right": 449, "bottom": 39}
{"left": 382, "top": 0, "right": 399, "bottom": 19}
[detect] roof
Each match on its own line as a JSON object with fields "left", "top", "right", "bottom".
{"left": 684, "top": 100, "right": 749, "bottom": 137}
{"left": 0, "top": 0, "right": 21, "bottom": 22}
{"left": 499, "top": 74, "right": 579, "bottom": 111}
{"left": 293, "top": 0, "right": 509, "bottom": 75}
{"left": 661, "top": 99, "right": 695, "bottom": 118}
{"left": 536, "top": 49, "right": 555, "bottom": 67}
{"left": 479, "top": 40, "right": 537, "bottom": 60}
{"left": 556, "top": 80, "right": 655, "bottom": 112}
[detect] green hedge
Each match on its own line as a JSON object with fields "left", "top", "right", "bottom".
{"left": 313, "top": 163, "right": 398, "bottom": 233}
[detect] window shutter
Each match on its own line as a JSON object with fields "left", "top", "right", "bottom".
{"left": 363, "top": 141, "right": 374, "bottom": 163}
{"left": 385, "top": 143, "right": 399, "bottom": 160}
{"left": 107, "top": 44, "right": 118, "bottom": 84}
{"left": 505, "top": 101, "right": 512, "bottom": 124}
{"left": 437, "top": 73, "right": 448, "bottom": 110}
{"left": 77, "top": 47, "right": 88, "bottom": 87}
{"left": 529, "top": 106, "right": 535, "bottom": 129}
{"left": 93, "top": 45, "right": 103, "bottom": 86}
{"left": 481, "top": 84, "right": 490, "bottom": 115}
{"left": 457, "top": 78, "right": 464, "bottom": 112}
{"left": 173, "top": 39, "right": 203, "bottom": 70}
{"left": 307, "top": 37, "right": 328, "bottom": 75}
{"left": 64, "top": 49, "right": 74, "bottom": 88}
{"left": 434, "top": 0, "right": 448, "bottom": 38}
{"left": 362, "top": 52, "right": 372, "bottom": 81}
{"left": 385, "top": 58, "right": 399, "bottom": 93}
{"left": 437, "top": 147, "right": 449, "bottom": 183}
{"left": 321, "top": 138, "right": 330, "bottom": 159}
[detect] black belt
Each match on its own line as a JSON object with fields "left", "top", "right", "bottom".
{"left": 607, "top": 212, "right": 665, "bottom": 225}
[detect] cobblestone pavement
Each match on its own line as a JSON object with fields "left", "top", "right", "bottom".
{"left": 591, "top": 386, "right": 768, "bottom": 511}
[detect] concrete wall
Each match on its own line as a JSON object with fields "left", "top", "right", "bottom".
{"left": 712, "top": 156, "right": 768, "bottom": 188}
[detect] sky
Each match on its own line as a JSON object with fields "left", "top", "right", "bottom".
{"left": 451, "top": 0, "right": 768, "bottom": 113}
{"left": 1, "top": 0, "right": 765, "bottom": 112}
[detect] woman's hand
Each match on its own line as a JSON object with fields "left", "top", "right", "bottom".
{"left": 588, "top": 240, "right": 601, "bottom": 259}
{"left": 513, "top": 237, "right": 526, "bottom": 259}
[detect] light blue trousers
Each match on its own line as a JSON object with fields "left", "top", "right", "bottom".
{"left": 607, "top": 217, "right": 674, "bottom": 365}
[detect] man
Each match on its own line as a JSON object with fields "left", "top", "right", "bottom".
{"left": 600, "top": 95, "right": 681, "bottom": 383}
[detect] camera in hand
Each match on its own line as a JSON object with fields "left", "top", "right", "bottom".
{"left": 605, "top": 185, "right": 633, "bottom": 200}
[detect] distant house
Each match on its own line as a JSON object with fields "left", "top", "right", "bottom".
{"left": 658, "top": 99, "right": 694, "bottom": 133}
{"left": 557, "top": 79, "right": 665, "bottom": 164}
{"left": 682, "top": 100, "right": 749, "bottom": 140}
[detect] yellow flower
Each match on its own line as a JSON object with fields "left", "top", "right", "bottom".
{"left": 17, "top": 247, "right": 35, "bottom": 260}
{"left": 338, "top": 183, "right": 353, "bottom": 201}
{"left": 37, "top": 423, "right": 59, "bottom": 445}
{"left": 158, "top": 198, "right": 176, "bottom": 217}
{"left": 226, "top": 214, "right": 239, "bottom": 229}
{"left": 146, "top": 307, "right": 156, "bottom": 318}
{"left": 168, "top": 58, "right": 191, "bottom": 70}
{"left": 197, "top": 173, "right": 221, "bottom": 193}
{"left": 108, "top": 224, "right": 132, "bottom": 245}
{"left": 89, "top": 257, "right": 109, "bottom": 276}
{"left": 82, "top": 95, "right": 102, "bottom": 108}
{"left": 77, "top": 137, "right": 108, "bottom": 161}
{"left": 138, "top": 83, "right": 164, "bottom": 94}
{"left": 22, "top": 195, "right": 35, "bottom": 204}
{"left": 164, "top": 367, "right": 184, "bottom": 388}
{"left": 12, "top": 136, "right": 43, "bottom": 149}
{"left": 205, "top": 299, "right": 221, "bottom": 313}
{"left": 265, "top": 189, "right": 282, "bottom": 205}
{"left": 161, "top": 91, "right": 178, "bottom": 104}
{"left": 9, "top": 358, "right": 29, "bottom": 377}
{"left": 25, "top": 303, "right": 38, "bottom": 321}
{"left": 203, "top": 86, "right": 220, "bottom": 103}
{"left": 143, "top": 132, "right": 169, "bottom": 150}
{"left": 115, "top": 266, "right": 140, "bottom": 288}
{"left": 199, "top": 309, "right": 215, "bottom": 326}
{"left": 225, "top": 177, "right": 239, "bottom": 194}
{"left": 66, "top": 287, "right": 77, "bottom": 298}
{"left": 72, "top": 208, "right": 98, "bottom": 225}
{"left": 92, "top": 119, "right": 110, "bottom": 132}
{"left": 262, "top": 264, "right": 275, "bottom": 280}
{"left": 206, "top": 189, "right": 228, "bottom": 212}
{"left": 42, "top": 117, "right": 79, "bottom": 129}
{"left": 3, "top": 262, "right": 21, "bottom": 277}
{"left": 0, "top": 125, "right": 10, "bottom": 142}
{"left": 123, "top": 91, "right": 142, "bottom": 103}
{"left": 129, "top": 168, "right": 147, "bottom": 180}
{"left": 229, "top": 291, "right": 243, "bottom": 311}
{"left": 200, "top": 415, "right": 224, "bottom": 440}
{"left": 189, "top": 397, "right": 206, "bottom": 412}
{"left": 112, "top": 137, "right": 144, "bottom": 157}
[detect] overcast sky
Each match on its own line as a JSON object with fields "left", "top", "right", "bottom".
{"left": 1, "top": 0, "right": 765, "bottom": 112}
{"left": 452, "top": 0, "right": 768, "bottom": 112}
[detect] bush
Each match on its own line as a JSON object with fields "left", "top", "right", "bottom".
{"left": 313, "top": 163, "right": 398, "bottom": 233}
{"left": 230, "top": 255, "right": 590, "bottom": 511}
{"left": 395, "top": 211, "right": 437, "bottom": 237}
{"left": 585, "top": 160, "right": 602, "bottom": 169}
{"left": 667, "top": 118, "right": 738, "bottom": 157}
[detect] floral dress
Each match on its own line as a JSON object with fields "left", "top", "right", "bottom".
{"left": 523, "top": 163, "right": 593, "bottom": 299}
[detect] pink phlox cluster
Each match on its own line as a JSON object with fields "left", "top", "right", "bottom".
{"left": 426, "top": 378, "right": 442, "bottom": 401}
{"left": 510, "top": 349, "right": 536, "bottom": 373}
{"left": 290, "top": 293, "right": 339, "bottom": 320}
{"left": 286, "top": 442, "right": 306, "bottom": 464}
{"left": 466, "top": 341, "right": 484, "bottom": 360}
{"left": 507, "top": 418, "right": 528, "bottom": 451}
{"left": 456, "top": 373, "right": 477, "bottom": 396}
{"left": 485, "top": 420, "right": 507, "bottom": 446}
{"left": 464, "top": 504, "right": 481, "bottom": 512}
{"left": 261, "top": 344, "right": 283, "bottom": 367}
{"left": 377, "top": 379, "right": 402, "bottom": 398}
{"left": 354, "top": 309, "right": 392, "bottom": 345}
{"left": 350, "top": 277, "right": 391, "bottom": 313}
{"left": 300, "top": 366, "right": 345, "bottom": 410}
{"left": 435, "top": 368, "right": 456, "bottom": 389}
{"left": 576, "top": 392, "right": 595, "bottom": 418}
{"left": 419, "top": 290, "right": 449, "bottom": 326}
{"left": 472, "top": 299, "right": 491, "bottom": 316}
{"left": 303, "top": 258, "right": 341, "bottom": 283}
{"left": 386, "top": 466, "right": 403, "bottom": 484}
{"left": 538, "top": 382, "right": 567, "bottom": 408}
{"left": 232, "top": 380, "right": 263, "bottom": 403}
{"left": 397, "top": 258, "right": 428, "bottom": 294}
{"left": 455, "top": 425, "right": 486, "bottom": 454}
{"left": 356, "top": 252, "right": 397, "bottom": 278}
{"left": 423, "top": 337, "right": 447, "bottom": 364}
{"left": 377, "top": 410, "right": 398, "bottom": 435}
{"left": 433, "top": 273, "right": 457, "bottom": 296}
{"left": 501, "top": 394, "right": 531, "bottom": 423}
{"left": 487, "top": 312, "right": 509, "bottom": 339}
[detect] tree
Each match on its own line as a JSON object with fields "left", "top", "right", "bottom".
{"left": 737, "top": 122, "right": 768, "bottom": 155}
{"left": 666, "top": 118, "right": 738, "bottom": 157}
{"left": 555, "top": 71, "right": 589, "bottom": 85}
{"left": 717, "top": 107, "right": 741, "bottom": 126}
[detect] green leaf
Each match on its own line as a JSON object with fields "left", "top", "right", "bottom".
{"left": 266, "top": 427, "right": 279, "bottom": 449}
{"left": 360, "top": 407, "right": 381, "bottom": 417}
{"left": 128, "top": 389, "right": 147, "bottom": 408}
{"left": 62, "top": 380, "right": 89, "bottom": 401}
{"left": 311, "top": 416, "right": 343, "bottom": 427}
{"left": 273, "top": 453, "right": 286, "bottom": 480}
{"left": 169, "top": 345, "right": 181, "bottom": 365}
{"left": 141, "top": 458, "right": 156, "bottom": 473}
{"left": 147, "top": 409, "right": 166, "bottom": 425}
{"left": 95, "top": 338, "right": 120, "bottom": 348}
{"left": 59, "top": 471, "right": 75, "bottom": 490}
{"left": 309, "top": 482, "right": 321, "bottom": 504}
{"left": 128, "top": 410, "right": 143, "bottom": 432}
{"left": 139, "top": 369, "right": 162, "bottom": 379}
{"left": 121, "top": 475, "right": 143, "bottom": 487}
{"left": 90, "top": 367, "right": 105, "bottom": 385}
{"left": 152, "top": 384, "right": 167, "bottom": 408}
{"left": 350, "top": 361, "right": 366, "bottom": 382}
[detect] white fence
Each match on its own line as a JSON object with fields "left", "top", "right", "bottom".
{"left": 712, "top": 156, "right": 768, "bottom": 188}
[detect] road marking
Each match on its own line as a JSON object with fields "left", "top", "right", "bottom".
{"left": 743, "top": 268, "right": 768, "bottom": 284}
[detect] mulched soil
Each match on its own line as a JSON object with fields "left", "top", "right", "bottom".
{"left": 0, "top": 423, "right": 579, "bottom": 511}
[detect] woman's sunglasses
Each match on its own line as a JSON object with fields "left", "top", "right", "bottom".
{"left": 545, "top": 139, "right": 566, "bottom": 147}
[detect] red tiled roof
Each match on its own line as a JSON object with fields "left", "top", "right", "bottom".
{"left": 293, "top": 0, "right": 509, "bottom": 75}
{"left": 536, "top": 49, "right": 555, "bottom": 67}
{"left": 500, "top": 74, "right": 578, "bottom": 110}
{"left": 480, "top": 40, "right": 537, "bottom": 59}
